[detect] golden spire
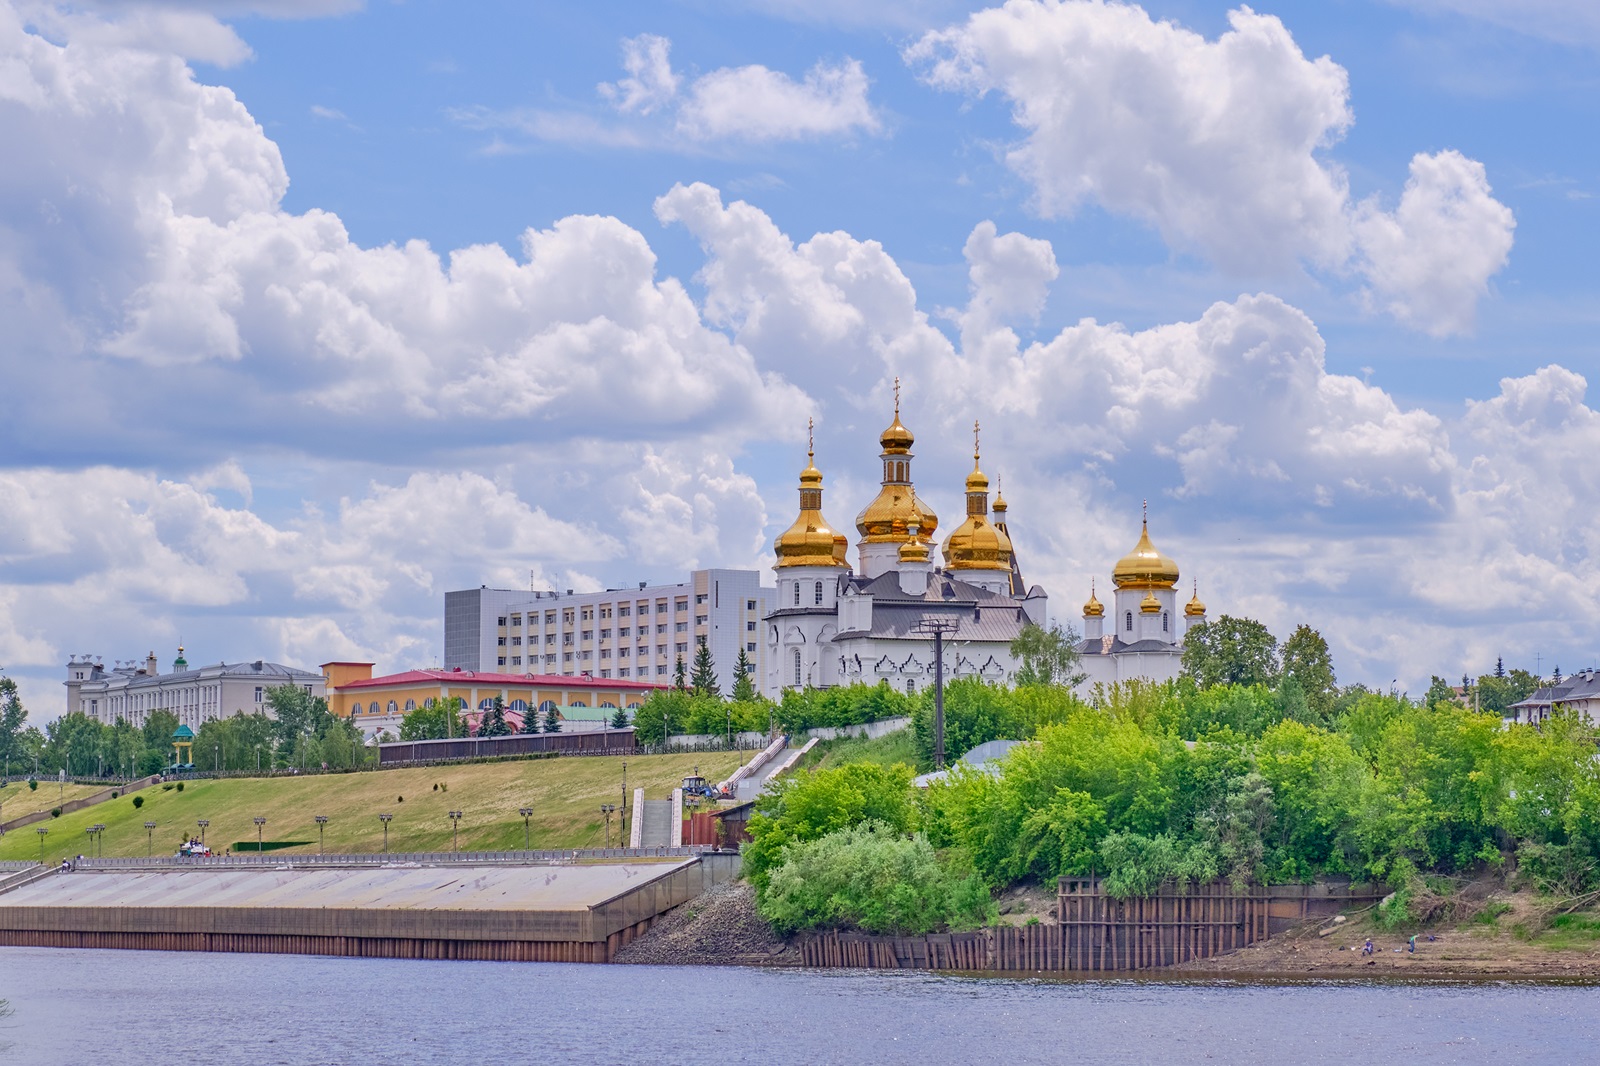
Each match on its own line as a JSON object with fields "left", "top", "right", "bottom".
{"left": 857, "top": 383, "right": 937, "bottom": 544}
{"left": 1185, "top": 579, "right": 1207, "bottom": 617}
{"left": 993, "top": 475, "right": 1007, "bottom": 515}
{"left": 775, "top": 420, "right": 849, "bottom": 569}
{"left": 1083, "top": 579, "right": 1103, "bottom": 618}
{"left": 1112, "top": 503, "right": 1180, "bottom": 590}
{"left": 944, "top": 416, "right": 1010, "bottom": 572}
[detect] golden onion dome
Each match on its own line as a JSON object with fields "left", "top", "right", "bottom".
{"left": 899, "top": 538, "right": 930, "bottom": 565}
{"left": 1112, "top": 507, "right": 1180, "bottom": 590}
{"left": 856, "top": 386, "right": 937, "bottom": 545}
{"left": 880, "top": 413, "right": 914, "bottom": 455}
{"left": 775, "top": 427, "right": 850, "bottom": 570}
{"left": 1083, "top": 583, "right": 1104, "bottom": 618}
{"left": 993, "top": 487, "right": 1008, "bottom": 515}
{"left": 944, "top": 427, "right": 1011, "bottom": 572}
{"left": 1185, "top": 581, "right": 1207, "bottom": 617}
{"left": 1140, "top": 591, "right": 1162, "bottom": 614}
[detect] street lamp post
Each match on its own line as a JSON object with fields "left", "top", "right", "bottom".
{"left": 448, "top": 810, "right": 463, "bottom": 853}
{"left": 85, "top": 825, "right": 97, "bottom": 858}
{"left": 519, "top": 807, "right": 534, "bottom": 852}
{"left": 36, "top": 826, "right": 47, "bottom": 862}
{"left": 378, "top": 812, "right": 393, "bottom": 854}
{"left": 314, "top": 815, "right": 329, "bottom": 855}
{"left": 145, "top": 820, "right": 157, "bottom": 857}
{"left": 914, "top": 618, "right": 959, "bottom": 770}
{"left": 196, "top": 819, "right": 209, "bottom": 847}
{"left": 620, "top": 759, "right": 628, "bottom": 845}
{"left": 253, "top": 816, "right": 266, "bottom": 852}
{"left": 93, "top": 823, "right": 105, "bottom": 858}
{"left": 600, "top": 803, "right": 617, "bottom": 849}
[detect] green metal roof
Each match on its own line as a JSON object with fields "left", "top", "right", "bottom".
{"left": 172, "top": 724, "right": 195, "bottom": 739}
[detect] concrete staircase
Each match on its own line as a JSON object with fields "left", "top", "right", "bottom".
{"left": 638, "top": 800, "right": 674, "bottom": 847}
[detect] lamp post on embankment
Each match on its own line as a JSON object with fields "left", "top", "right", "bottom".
{"left": 379, "top": 812, "right": 393, "bottom": 853}
{"left": 600, "top": 804, "right": 617, "bottom": 848}
{"left": 91, "top": 823, "right": 105, "bottom": 858}
{"left": 314, "top": 815, "right": 328, "bottom": 854}
{"left": 448, "top": 810, "right": 462, "bottom": 853}
{"left": 253, "top": 816, "right": 266, "bottom": 852}
{"left": 197, "top": 819, "right": 209, "bottom": 847}
{"left": 145, "top": 821, "right": 157, "bottom": 857}
{"left": 36, "top": 826, "right": 46, "bottom": 862}
{"left": 519, "top": 807, "right": 533, "bottom": 852}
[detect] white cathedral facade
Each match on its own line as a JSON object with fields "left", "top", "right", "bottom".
{"left": 762, "top": 400, "right": 1047, "bottom": 698}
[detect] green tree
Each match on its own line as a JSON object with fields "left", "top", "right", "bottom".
{"left": 543, "top": 704, "right": 562, "bottom": 732}
{"left": 1010, "top": 622, "right": 1086, "bottom": 688}
{"left": 732, "top": 647, "right": 757, "bottom": 702}
{"left": 266, "top": 685, "right": 333, "bottom": 754}
{"left": 690, "top": 642, "right": 720, "bottom": 698}
{"left": 1280, "top": 624, "right": 1336, "bottom": 720}
{"left": 1425, "top": 676, "right": 1458, "bottom": 709}
{"left": 479, "top": 696, "right": 512, "bottom": 737}
{"left": 521, "top": 702, "right": 543, "bottom": 734}
{"left": 141, "top": 710, "right": 180, "bottom": 753}
{"left": 743, "top": 762, "right": 918, "bottom": 895}
{"left": 399, "top": 697, "right": 461, "bottom": 741}
{"left": 610, "top": 706, "right": 629, "bottom": 729}
{"left": 673, "top": 655, "right": 687, "bottom": 692}
{"left": 1181, "top": 616, "right": 1280, "bottom": 688}
{"left": 0, "top": 673, "right": 27, "bottom": 780}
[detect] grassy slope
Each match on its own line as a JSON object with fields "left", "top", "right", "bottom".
{"left": 0, "top": 783, "right": 110, "bottom": 823}
{"left": 802, "top": 728, "right": 921, "bottom": 773}
{"left": 0, "top": 752, "right": 743, "bottom": 862}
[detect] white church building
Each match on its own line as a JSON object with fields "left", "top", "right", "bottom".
{"left": 762, "top": 398, "right": 1047, "bottom": 698}
{"left": 1074, "top": 506, "right": 1208, "bottom": 690}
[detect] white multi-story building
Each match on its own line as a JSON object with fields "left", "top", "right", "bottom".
{"left": 445, "top": 569, "right": 771, "bottom": 696}
{"left": 64, "top": 648, "right": 326, "bottom": 730}
{"left": 763, "top": 403, "right": 1048, "bottom": 698}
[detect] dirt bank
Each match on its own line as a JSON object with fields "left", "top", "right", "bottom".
{"left": 1177, "top": 890, "right": 1600, "bottom": 978}
{"left": 612, "top": 881, "right": 800, "bottom": 967}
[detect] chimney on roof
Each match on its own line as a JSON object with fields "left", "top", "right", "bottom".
{"left": 639, "top": 581, "right": 646, "bottom": 590}
{"left": 145, "top": 651, "right": 159, "bottom": 676}
{"left": 254, "top": 659, "right": 264, "bottom": 671}
{"left": 567, "top": 589, "right": 574, "bottom": 595}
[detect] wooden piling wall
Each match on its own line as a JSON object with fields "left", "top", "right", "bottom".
{"left": 799, "top": 878, "right": 1384, "bottom": 973}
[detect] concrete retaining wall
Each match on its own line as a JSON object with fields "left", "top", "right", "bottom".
{"left": 0, "top": 776, "right": 160, "bottom": 834}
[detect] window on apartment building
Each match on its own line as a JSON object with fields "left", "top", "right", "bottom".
{"left": 545, "top": 611, "right": 556, "bottom": 624}
{"left": 387, "top": 700, "right": 398, "bottom": 714}
{"left": 657, "top": 603, "right": 668, "bottom": 614}
{"left": 746, "top": 621, "right": 757, "bottom": 632}
{"left": 814, "top": 581, "right": 823, "bottom": 605}
{"left": 620, "top": 668, "right": 630, "bottom": 677}
{"left": 582, "top": 630, "right": 592, "bottom": 641}
{"left": 546, "top": 635, "right": 556, "bottom": 645}
{"left": 563, "top": 610, "right": 575, "bottom": 623}
{"left": 497, "top": 616, "right": 507, "bottom": 626}
{"left": 696, "top": 593, "right": 707, "bottom": 604}
{"left": 619, "top": 606, "right": 630, "bottom": 617}
{"left": 600, "top": 649, "right": 611, "bottom": 659}
{"left": 254, "top": 686, "right": 263, "bottom": 703}
{"left": 563, "top": 653, "right": 573, "bottom": 663}
{"left": 695, "top": 614, "right": 706, "bottom": 625}
{"left": 657, "top": 665, "right": 669, "bottom": 675}
{"left": 675, "top": 600, "right": 687, "bottom": 612}
{"left": 497, "top": 637, "right": 507, "bottom": 645}
{"left": 511, "top": 637, "right": 521, "bottom": 645}
{"left": 619, "top": 627, "right": 630, "bottom": 637}
{"left": 696, "top": 636, "right": 707, "bottom": 648}
{"left": 512, "top": 656, "right": 521, "bottom": 666}
{"left": 747, "top": 642, "right": 757, "bottom": 653}
{"left": 676, "top": 643, "right": 687, "bottom": 654}
{"left": 619, "top": 647, "right": 630, "bottom": 658}
{"left": 581, "top": 651, "right": 592, "bottom": 661}
{"left": 405, "top": 699, "right": 416, "bottom": 711}
{"left": 582, "top": 608, "right": 593, "bottom": 620}
{"left": 600, "top": 670, "right": 611, "bottom": 678}
{"left": 600, "top": 629, "right": 610, "bottom": 638}
{"left": 498, "top": 657, "right": 507, "bottom": 666}
{"left": 601, "top": 607, "right": 611, "bottom": 619}
{"left": 747, "top": 599, "right": 756, "bottom": 611}
{"left": 510, "top": 615, "right": 521, "bottom": 626}
{"left": 675, "top": 622, "right": 687, "bottom": 633}
{"left": 656, "top": 624, "right": 667, "bottom": 634}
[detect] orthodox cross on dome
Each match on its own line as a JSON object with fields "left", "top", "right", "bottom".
{"left": 973, "top": 419, "right": 981, "bottom": 461}
{"left": 808, "top": 416, "right": 814, "bottom": 460}
{"left": 894, "top": 376, "right": 901, "bottom": 416}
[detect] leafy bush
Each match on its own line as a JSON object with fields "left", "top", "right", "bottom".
{"left": 131, "top": 795, "right": 144, "bottom": 809}
{"left": 743, "top": 762, "right": 917, "bottom": 894}
{"left": 28, "top": 779, "right": 37, "bottom": 791}
{"left": 758, "top": 823, "right": 995, "bottom": 935}
{"left": 176, "top": 782, "right": 184, "bottom": 792}
{"left": 49, "top": 808, "right": 60, "bottom": 818}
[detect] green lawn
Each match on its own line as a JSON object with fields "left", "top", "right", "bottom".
{"left": 803, "top": 728, "right": 921, "bottom": 773}
{"left": 0, "top": 752, "right": 744, "bottom": 863}
{"left": 0, "top": 782, "right": 113, "bottom": 824}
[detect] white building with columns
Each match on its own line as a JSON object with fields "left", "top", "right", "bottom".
{"left": 762, "top": 402, "right": 1047, "bottom": 698}
{"left": 65, "top": 648, "right": 326, "bottom": 731}
{"left": 1075, "top": 508, "right": 1208, "bottom": 690}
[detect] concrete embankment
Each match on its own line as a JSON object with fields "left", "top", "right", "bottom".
{"left": 0, "top": 849, "right": 739, "bottom": 963}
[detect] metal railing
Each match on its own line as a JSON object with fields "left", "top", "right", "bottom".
{"left": 69, "top": 845, "right": 730, "bottom": 871}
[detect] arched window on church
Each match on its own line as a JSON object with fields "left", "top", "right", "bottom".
{"left": 1162, "top": 612, "right": 1169, "bottom": 633}
{"left": 792, "top": 581, "right": 800, "bottom": 606}
{"left": 792, "top": 649, "right": 802, "bottom": 687}
{"left": 814, "top": 580, "right": 823, "bottom": 605}
{"left": 1125, "top": 611, "right": 1133, "bottom": 633}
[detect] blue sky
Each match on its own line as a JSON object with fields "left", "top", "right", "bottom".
{"left": 2, "top": 0, "right": 1598, "bottom": 718}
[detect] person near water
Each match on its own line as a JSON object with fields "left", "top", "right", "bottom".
{"left": 1408, "top": 935, "right": 1417, "bottom": 954}
{"left": 1362, "top": 938, "right": 1374, "bottom": 956}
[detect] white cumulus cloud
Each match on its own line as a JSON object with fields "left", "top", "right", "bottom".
{"left": 907, "top": 0, "right": 1515, "bottom": 336}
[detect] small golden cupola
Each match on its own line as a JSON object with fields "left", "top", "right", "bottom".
{"left": 855, "top": 378, "right": 938, "bottom": 547}
{"left": 1185, "top": 580, "right": 1207, "bottom": 617}
{"left": 775, "top": 420, "right": 850, "bottom": 569}
{"left": 1082, "top": 581, "right": 1104, "bottom": 618}
{"left": 1140, "top": 591, "right": 1162, "bottom": 614}
{"left": 943, "top": 421, "right": 1013, "bottom": 572}
{"left": 1112, "top": 502, "right": 1180, "bottom": 590}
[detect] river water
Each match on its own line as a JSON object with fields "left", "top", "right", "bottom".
{"left": 3, "top": 948, "right": 1598, "bottom": 1064}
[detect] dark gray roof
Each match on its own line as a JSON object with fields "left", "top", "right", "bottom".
{"left": 1077, "top": 636, "right": 1183, "bottom": 657}
{"left": 1511, "top": 670, "right": 1600, "bottom": 711}
{"left": 91, "top": 661, "right": 323, "bottom": 690}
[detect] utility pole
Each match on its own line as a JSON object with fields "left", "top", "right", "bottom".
{"left": 915, "top": 618, "right": 959, "bottom": 771}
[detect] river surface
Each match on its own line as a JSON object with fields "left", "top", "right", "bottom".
{"left": 3, "top": 948, "right": 1599, "bottom": 1064}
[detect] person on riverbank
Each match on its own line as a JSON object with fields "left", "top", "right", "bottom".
{"left": 1408, "top": 936, "right": 1417, "bottom": 954}
{"left": 1362, "top": 938, "right": 1374, "bottom": 956}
